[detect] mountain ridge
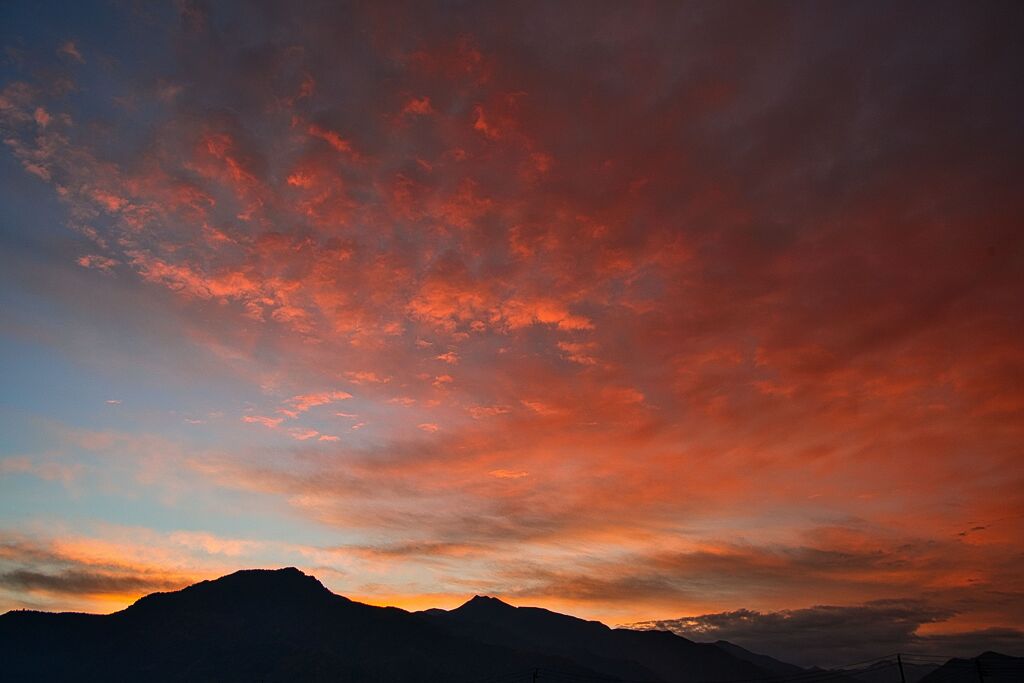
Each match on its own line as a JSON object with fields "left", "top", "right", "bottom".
{"left": 2, "top": 568, "right": 1019, "bottom": 682}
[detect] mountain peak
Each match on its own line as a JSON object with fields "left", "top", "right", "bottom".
{"left": 0, "top": 568, "right": 823, "bottom": 682}
{"left": 457, "top": 595, "right": 515, "bottom": 613}
{"left": 218, "top": 566, "right": 310, "bottom": 582}
{"left": 192, "top": 566, "right": 334, "bottom": 596}
{"left": 125, "top": 566, "right": 335, "bottom": 614}
{"left": 193, "top": 566, "right": 327, "bottom": 591}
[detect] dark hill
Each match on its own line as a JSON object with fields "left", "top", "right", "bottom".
{"left": 419, "top": 594, "right": 774, "bottom": 682}
{"left": 0, "top": 567, "right": 782, "bottom": 682}
{"left": 712, "top": 640, "right": 805, "bottom": 677}
{"left": 917, "top": 652, "right": 1024, "bottom": 682}
{"left": 845, "top": 659, "right": 937, "bottom": 683}
{"left": 0, "top": 568, "right": 611, "bottom": 682}
{"left": 15, "top": 567, "right": 1009, "bottom": 683}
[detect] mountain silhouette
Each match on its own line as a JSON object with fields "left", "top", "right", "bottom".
{"left": 842, "top": 660, "right": 935, "bottom": 683}
{"left": 420, "top": 594, "right": 773, "bottom": 682}
{"left": 0, "top": 568, "right": 1018, "bottom": 682}
{"left": 917, "top": 651, "right": 1024, "bottom": 682}
{"left": 711, "top": 640, "right": 805, "bottom": 677}
{"left": 0, "top": 568, "right": 603, "bottom": 682}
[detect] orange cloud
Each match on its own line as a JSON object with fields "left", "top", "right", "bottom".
{"left": 242, "top": 415, "right": 283, "bottom": 429}
{"left": 284, "top": 391, "right": 353, "bottom": 415}
{"left": 3, "top": 2, "right": 1022, "bottom": 639}
{"left": 402, "top": 96, "right": 434, "bottom": 116}
{"left": 304, "top": 121, "right": 358, "bottom": 157}
{"left": 489, "top": 469, "right": 528, "bottom": 479}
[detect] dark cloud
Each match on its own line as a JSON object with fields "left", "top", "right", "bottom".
{"left": 0, "top": 534, "right": 190, "bottom": 607}
{"left": 0, "top": 569, "right": 180, "bottom": 596}
{"left": 488, "top": 539, "right": 958, "bottom": 607}
{"left": 627, "top": 600, "right": 1024, "bottom": 668}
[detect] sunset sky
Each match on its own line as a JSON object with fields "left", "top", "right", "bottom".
{"left": 1, "top": 0, "right": 1022, "bottom": 666}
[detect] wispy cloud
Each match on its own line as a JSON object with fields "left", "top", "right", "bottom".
{"left": 57, "top": 41, "right": 84, "bottom": 63}
{"left": 0, "top": 0, "right": 1022, "bottom": 647}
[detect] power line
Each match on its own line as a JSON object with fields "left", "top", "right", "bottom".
{"left": 470, "top": 651, "right": 1023, "bottom": 683}
{"left": 477, "top": 663, "right": 898, "bottom": 683}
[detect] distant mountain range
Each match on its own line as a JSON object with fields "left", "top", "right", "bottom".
{"left": 916, "top": 652, "right": 1024, "bottom": 683}
{"left": 1, "top": 568, "right": 1019, "bottom": 682}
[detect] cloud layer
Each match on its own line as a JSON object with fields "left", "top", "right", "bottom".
{"left": 1, "top": 0, "right": 1022, "bottom": 664}
{"left": 628, "top": 600, "right": 1024, "bottom": 668}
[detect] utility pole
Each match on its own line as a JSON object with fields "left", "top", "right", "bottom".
{"left": 975, "top": 656, "right": 985, "bottom": 683}
{"left": 897, "top": 654, "right": 907, "bottom": 683}
{"left": 532, "top": 668, "right": 539, "bottom": 682}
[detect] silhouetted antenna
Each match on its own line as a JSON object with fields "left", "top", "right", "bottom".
{"left": 897, "top": 653, "right": 906, "bottom": 683}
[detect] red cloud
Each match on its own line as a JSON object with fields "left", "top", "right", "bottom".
{"left": 3, "top": 1, "right": 1022, "bottom": 636}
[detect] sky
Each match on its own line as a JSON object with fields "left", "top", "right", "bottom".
{"left": 1, "top": 0, "right": 1022, "bottom": 668}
